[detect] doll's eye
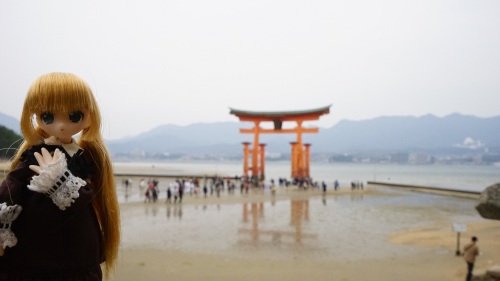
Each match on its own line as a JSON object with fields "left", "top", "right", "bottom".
{"left": 40, "top": 112, "right": 54, "bottom": 124}
{"left": 69, "top": 111, "right": 84, "bottom": 123}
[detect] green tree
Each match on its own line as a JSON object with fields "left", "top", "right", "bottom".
{"left": 0, "top": 125, "right": 22, "bottom": 159}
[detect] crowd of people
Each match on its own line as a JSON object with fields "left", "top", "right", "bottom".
{"left": 122, "top": 176, "right": 365, "bottom": 204}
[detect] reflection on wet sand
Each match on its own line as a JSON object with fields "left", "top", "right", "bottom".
{"left": 143, "top": 204, "right": 159, "bottom": 216}
{"left": 239, "top": 200, "right": 317, "bottom": 244}
{"left": 166, "top": 204, "right": 183, "bottom": 219}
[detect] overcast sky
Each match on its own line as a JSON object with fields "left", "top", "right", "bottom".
{"left": 1, "top": 0, "right": 499, "bottom": 140}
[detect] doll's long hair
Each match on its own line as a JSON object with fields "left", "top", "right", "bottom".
{"left": 11, "top": 72, "right": 120, "bottom": 279}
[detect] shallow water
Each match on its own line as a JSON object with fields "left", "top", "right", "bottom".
{"left": 113, "top": 161, "right": 500, "bottom": 192}
{"left": 119, "top": 188, "right": 480, "bottom": 261}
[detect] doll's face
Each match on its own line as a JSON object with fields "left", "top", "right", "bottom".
{"left": 37, "top": 110, "right": 90, "bottom": 144}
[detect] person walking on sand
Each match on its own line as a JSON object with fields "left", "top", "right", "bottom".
{"left": 172, "top": 181, "right": 180, "bottom": 203}
{"left": 463, "top": 236, "right": 479, "bottom": 281}
{"left": 166, "top": 183, "right": 172, "bottom": 203}
{"left": 139, "top": 178, "right": 146, "bottom": 195}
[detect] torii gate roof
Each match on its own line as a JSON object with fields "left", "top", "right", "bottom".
{"left": 229, "top": 105, "right": 331, "bottom": 122}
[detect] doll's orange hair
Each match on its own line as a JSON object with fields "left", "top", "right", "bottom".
{"left": 11, "top": 72, "right": 120, "bottom": 280}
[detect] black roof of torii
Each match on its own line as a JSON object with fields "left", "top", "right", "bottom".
{"left": 229, "top": 104, "right": 331, "bottom": 121}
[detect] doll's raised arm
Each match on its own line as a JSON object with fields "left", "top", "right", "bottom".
{"left": 28, "top": 148, "right": 86, "bottom": 210}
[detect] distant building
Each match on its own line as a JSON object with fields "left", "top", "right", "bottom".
{"left": 265, "top": 152, "right": 283, "bottom": 160}
{"left": 409, "top": 153, "right": 432, "bottom": 164}
{"left": 129, "top": 149, "right": 147, "bottom": 158}
{"left": 329, "top": 154, "right": 353, "bottom": 163}
{"left": 390, "top": 153, "right": 409, "bottom": 163}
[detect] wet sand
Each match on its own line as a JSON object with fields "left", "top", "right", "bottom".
{"left": 113, "top": 177, "right": 500, "bottom": 281}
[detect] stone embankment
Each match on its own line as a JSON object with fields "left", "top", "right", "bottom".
{"left": 473, "top": 266, "right": 500, "bottom": 281}
{"left": 474, "top": 183, "right": 500, "bottom": 281}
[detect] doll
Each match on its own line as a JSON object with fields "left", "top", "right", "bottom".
{"left": 0, "top": 72, "right": 120, "bottom": 280}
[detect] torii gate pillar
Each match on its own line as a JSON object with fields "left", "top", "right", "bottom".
{"left": 242, "top": 142, "right": 251, "bottom": 180}
{"left": 259, "top": 143, "right": 266, "bottom": 180}
{"left": 230, "top": 105, "right": 331, "bottom": 182}
{"left": 304, "top": 143, "right": 312, "bottom": 179}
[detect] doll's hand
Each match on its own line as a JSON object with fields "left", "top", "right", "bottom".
{"left": 27, "top": 148, "right": 67, "bottom": 193}
{"left": 27, "top": 148, "right": 85, "bottom": 210}
{"left": 29, "top": 148, "right": 62, "bottom": 175}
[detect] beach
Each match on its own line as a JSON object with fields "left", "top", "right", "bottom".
{"left": 113, "top": 175, "right": 500, "bottom": 281}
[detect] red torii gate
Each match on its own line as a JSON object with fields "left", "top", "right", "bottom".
{"left": 229, "top": 105, "right": 331, "bottom": 182}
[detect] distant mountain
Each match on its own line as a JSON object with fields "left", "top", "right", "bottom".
{"left": 106, "top": 114, "right": 500, "bottom": 156}
{"left": 308, "top": 114, "right": 500, "bottom": 153}
{"left": 107, "top": 122, "right": 248, "bottom": 156}
{"left": 1, "top": 112, "right": 499, "bottom": 157}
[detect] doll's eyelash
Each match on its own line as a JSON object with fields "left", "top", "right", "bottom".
{"left": 69, "top": 111, "right": 84, "bottom": 123}
{"left": 40, "top": 112, "right": 54, "bottom": 124}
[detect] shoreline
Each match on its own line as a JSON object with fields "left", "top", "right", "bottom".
{"left": 2, "top": 160, "right": 493, "bottom": 196}
{"left": 368, "top": 181, "right": 481, "bottom": 199}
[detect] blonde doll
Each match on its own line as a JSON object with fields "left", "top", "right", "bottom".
{"left": 0, "top": 72, "right": 120, "bottom": 280}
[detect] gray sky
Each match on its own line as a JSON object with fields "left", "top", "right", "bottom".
{"left": 1, "top": 0, "right": 499, "bottom": 140}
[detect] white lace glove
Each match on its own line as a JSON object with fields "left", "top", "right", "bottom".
{"left": 28, "top": 148, "right": 86, "bottom": 210}
{"left": 0, "top": 203, "right": 22, "bottom": 252}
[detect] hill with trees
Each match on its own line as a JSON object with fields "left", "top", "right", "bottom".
{"left": 0, "top": 125, "right": 21, "bottom": 159}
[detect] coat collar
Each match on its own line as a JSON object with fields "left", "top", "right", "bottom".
{"left": 44, "top": 136, "right": 82, "bottom": 157}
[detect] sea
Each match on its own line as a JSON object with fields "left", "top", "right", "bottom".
{"left": 113, "top": 160, "right": 500, "bottom": 193}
